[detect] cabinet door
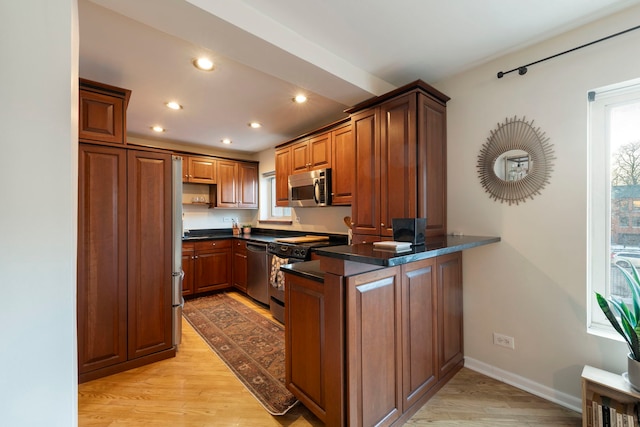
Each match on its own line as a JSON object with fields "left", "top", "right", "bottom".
{"left": 347, "top": 267, "right": 402, "bottom": 427}
{"left": 127, "top": 150, "right": 173, "bottom": 359}
{"left": 331, "top": 125, "right": 354, "bottom": 206}
{"left": 401, "top": 258, "right": 438, "bottom": 408}
{"left": 217, "top": 159, "right": 238, "bottom": 207}
{"left": 351, "top": 108, "right": 381, "bottom": 236}
{"left": 286, "top": 274, "right": 327, "bottom": 420}
{"left": 380, "top": 94, "right": 417, "bottom": 237}
{"left": 79, "top": 89, "right": 125, "bottom": 144}
{"left": 188, "top": 156, "right": 216, "bottom": 183}
{"left": 309, "top": 132, "right": 331, "bottom": 170}
{"left": 418, "top": 94, "right": 447, "bottom": 237}
{"left": 237, "top": 162, "right": 258, "bottom": 208}
{"left": 291, "top": 139, "right": 310, "bottom": 173}
{"left": 182, "top": 245, "right": 195, "bottom": 296}
{"left": 275, "top": 147, "right": 291, "bottom": 207}
{"left": 437, "top": 252, "right": 463, "bottom": 378}
{"left": 77, "top": 144, "right": 128, "bottom": 373}
{"left": 232, "top": 240, "right": 247, "bottom": 292}
{"left": 194, "top": 240, "right": 232, "bottom": 293}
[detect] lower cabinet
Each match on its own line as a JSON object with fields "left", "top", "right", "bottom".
{"left": 232, "top": 240, "right": 248, "bottom": 292}
{"left": 77, "top": 144, "right": 175, "bottom": 382}
{"left": 284, "top": 251, "right": 463, "bottom": 426}
{"left": 182, "top": 242, "right": 195, "bottom": 296}
{"left": 194, "top": 239, "right": 232, "bottom": 293}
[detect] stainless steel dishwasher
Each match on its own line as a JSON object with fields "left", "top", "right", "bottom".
{"left": 246, "top": 242, "right": 269, "bottom": 305}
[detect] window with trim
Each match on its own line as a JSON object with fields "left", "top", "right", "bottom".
{"left": 588, "top": 79, "right": 640, "bottom": 336}
{"left": 261, "top": 172, "right": 291, "bottom": 222}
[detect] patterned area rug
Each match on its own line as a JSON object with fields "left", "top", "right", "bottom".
{"left": 182, "top": 293, "right": 298, "bottom": 415}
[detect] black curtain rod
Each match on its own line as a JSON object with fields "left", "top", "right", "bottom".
{"left": 497, "top": 23, "right": 640, "bottom": 78}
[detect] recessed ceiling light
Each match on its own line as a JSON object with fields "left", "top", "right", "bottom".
{"left": 193, "top": 57, "right": 214, "bottom": 71}
{"left": 293, "top": 94, "right": 307, "bottom": 103}
{"left": 249, "top": 122, "right": 262, "bottom": 129}
{"left": 166, "top": 101, "right": 182, "bottom": 110}
{"left": 151, "top": 125, "right": 165, "bottom": 133}
{"left": 221, "top": 139, "right": 232, "bottom": 145}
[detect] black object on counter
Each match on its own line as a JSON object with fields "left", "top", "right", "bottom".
{"left": 392, "top": 218, "right": 426, "bottom": 245}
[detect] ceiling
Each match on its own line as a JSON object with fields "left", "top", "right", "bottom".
{"left": 79, "top": 0, "right": 639, "bottom": 154}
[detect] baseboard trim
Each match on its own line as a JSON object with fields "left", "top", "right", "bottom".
{"left": 464, "top": 357, "right": 582, "bottom": 413}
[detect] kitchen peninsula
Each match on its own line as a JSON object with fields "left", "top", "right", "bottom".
{"left": 282, "top": 235, "right": 499, "bottom": 427}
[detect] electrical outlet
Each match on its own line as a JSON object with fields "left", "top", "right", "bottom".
{"left": 223, "top": 217, "right": 232, "bottom": 222}
{"left": 295, "top": 216, "right": 300, "bottom": 223}
{"left": 493, "top": 332, "right": 515, "bottom": 349}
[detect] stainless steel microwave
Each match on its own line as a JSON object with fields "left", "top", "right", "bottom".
{"left": 288, "top": 168, "right": 331, "bottom": 207}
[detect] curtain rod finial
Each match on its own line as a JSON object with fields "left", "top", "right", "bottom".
{"left": 497, "top": 71, "right": 504, "bottom": 78}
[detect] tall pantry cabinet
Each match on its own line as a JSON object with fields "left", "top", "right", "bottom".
{"left": 348, "top": 80, "right": 448, "bottom": 243}
{"left": 77, "top": 79, "right": 175, "bottom": 383}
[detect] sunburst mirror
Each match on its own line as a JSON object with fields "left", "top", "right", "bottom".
{"left": 477, "top": 116, "right": 554, "bottom": 205}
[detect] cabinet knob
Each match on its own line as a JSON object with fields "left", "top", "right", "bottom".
{"left": 381, "top": 222, "right": 385, "bottom": 227}
{"left": 191, "top": 256, "right": 195, "bottom": 260}
{"left": 194, "top": 255, "right": 198, "bottom": 259}
{"left": 211, "top": 242, "right": 216, "bottom": 246}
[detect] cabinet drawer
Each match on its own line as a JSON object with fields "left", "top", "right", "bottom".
{"left": 182, "top": 242, "right": 195, "bottom": 252}
{"left": 233, "top": 240, "right": 247, "bottom": 253}
{"left": 194, "top": 239, "right": 231, "bottom": 251}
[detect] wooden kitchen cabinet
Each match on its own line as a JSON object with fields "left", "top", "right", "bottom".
{"left": 330, "top": 124, "right": 354, "bottom": 206}
{"left": 194, "top": 239, "right": 232, "bottom": 293}
{"left": 78, "top": 143, "right": 175, "bottom": 382}
{"left": 182, "top": 155, "right": 216, "bottom": 184}
{"left": 79, "top": 78, "right": 130, "bottom": 145}
{"left": 182, "top": 242, "right": 195, "bottom": 296}
{"left": 216, "top": 160, "right": 258, "bottom": 208}
{"left": 285, "top": 250, "right": 463, "bottom": 426}
{"left": 275, "top": 146, "right": 292, "bottom": 207}
{"left": 275, "top": 118, "right": 351, "bottom": 207}
{"left": 349, "top": 81, "right": 448, "bottom": 239}
{"left": 232, "top": 240, "right": 248, "bottom": 292}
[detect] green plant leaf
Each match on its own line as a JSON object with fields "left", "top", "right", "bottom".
{"left": 597, "top": 292, "right": 631, "bottom": 349}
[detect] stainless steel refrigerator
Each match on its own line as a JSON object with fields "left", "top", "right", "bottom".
{"left": 171, "top": 156, "right": 184, "bottom": 348}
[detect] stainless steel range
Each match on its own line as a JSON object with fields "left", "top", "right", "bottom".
{"left": 266, "top": 237, "right": 340, "bottom": 323}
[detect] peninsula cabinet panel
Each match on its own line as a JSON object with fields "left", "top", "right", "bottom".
{"left": 436, "top": 251, "right": 463, "bottom": 378}
{"left": 77, "top": 144, "right": 128, "bottom": 374}
{"left": 275, "top": 147, "right": 292, "bottom": 207}
{"left": 331, "top": 125, "right": 354, "bottom": 206}
{"left": 126, "top": 150, "right": 173, "bottom": 360}
{"left": 401, "top": 258, "right": 438, "bottom": 409}
{"left": 347, "top": 267, "right": 402, "bottom": 427}
{"left": 286, "top": 276, "right": 326, "bottom": 420}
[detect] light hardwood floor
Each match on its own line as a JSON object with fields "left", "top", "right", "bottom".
{"left": 78, "top": 292, "right": 582, "bottom": 426}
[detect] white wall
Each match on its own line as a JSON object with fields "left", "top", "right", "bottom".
{"left": 435, "top": 5, "right": 640, "bottom": 410}
{"left": 0, "top": 1, "right": 78, "bottom": 426}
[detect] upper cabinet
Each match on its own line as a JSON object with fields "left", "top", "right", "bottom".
{"left": 216, "top": 159, "right": 258, "bottom": 209}
{"left": 79, "top": 78, "right": 131, "bottom": 145}
{"left": 182, "top": 155, "right": 216, "bottom": 184}
{"left": 274, "top": 119, "right": 352, "bottom": 207}
{"left": 348, "top": 80, "right": 449, "bottom": 239}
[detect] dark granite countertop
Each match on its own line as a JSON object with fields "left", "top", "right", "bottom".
{"left": 280, "top": 260, "right": 325, "bottom": 282}
{"left": 182, "top": 228, "right": 348, "bottom": 246}
{"left": 313, "top": 235, "right": 500, "bottom": 267}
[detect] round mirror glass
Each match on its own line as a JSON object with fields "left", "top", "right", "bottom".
{"left": 493, "top": 150, "right": 531, "bottom": 182}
